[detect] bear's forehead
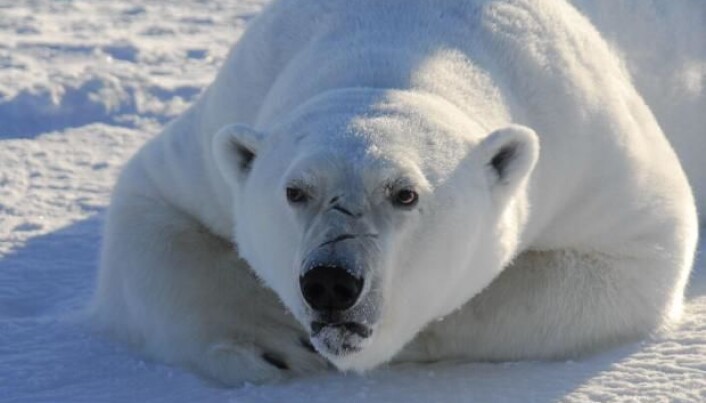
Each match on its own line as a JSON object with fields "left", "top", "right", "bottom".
{"left": 268, "top": 89, "right": 477, "bottom": 184}
{"left": 299, "top": 112, "right": 469, "bottom": 166}
{"left": 289, "top": 106, "right": 463, "bottom": 156}
{"left": 285, "top": 127, "right": 465, "bottom": 193}
{"left": 288, "top": 117, "right": 428, "bottom": 179}
{"left": 273, "top": 88, "right": 474, "bottom": 147}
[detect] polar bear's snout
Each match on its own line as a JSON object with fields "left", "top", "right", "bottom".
{"left": 297, "top": 225, "right": 381, "bottom": 355}
{"left": 299, "top": 259, "right": 378, "bottom": 355}
{"left": 300, "top": 263, "right": 375, "bottom": 353}
{"left": 300, "top": 264, "right": 363, "bottom": 312}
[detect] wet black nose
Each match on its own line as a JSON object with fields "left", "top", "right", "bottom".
{"left": 300, "top": 265, "right": 363, "bottom": 312}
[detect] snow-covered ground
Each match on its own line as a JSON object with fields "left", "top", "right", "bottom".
{"left": 1, "top": 1, "right": 704, "bottom": 402}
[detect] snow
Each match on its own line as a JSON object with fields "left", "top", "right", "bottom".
{"left": 0, "top": 1, "right": 704, "bottom": 401}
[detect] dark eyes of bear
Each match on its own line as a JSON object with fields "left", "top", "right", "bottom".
{"left": 393, "top": 188, "right": 419, "bottom": 208}
{"left": 288, "top": 186, "right": 417, "bottom": 207}
{"left": 286, "top": 187, "right": 308, "bottom": 204}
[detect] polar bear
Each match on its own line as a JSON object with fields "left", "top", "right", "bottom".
{"left": 92, "top": 0, "right": 701, "bottom": 385}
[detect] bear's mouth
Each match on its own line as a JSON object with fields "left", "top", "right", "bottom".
{"left": 310, "top": 321, "right": 373, "bottom": 356}
{"left": 312, "top": 320, "right": 372, "bottom": 337}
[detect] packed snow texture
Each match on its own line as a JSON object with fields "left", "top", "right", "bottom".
{"left": 0, "top": 1, "right": 704, "bottom": 402}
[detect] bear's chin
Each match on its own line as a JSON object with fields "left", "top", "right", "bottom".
{"left": 311, "top": 322, "right": 373, "bottom": 354}
{"left": 310, "top": 326, "right": 391, "bottom": 371}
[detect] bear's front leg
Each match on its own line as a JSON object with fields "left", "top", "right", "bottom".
{"left": 92, "top": 190, "right": 328, "bottom": 385}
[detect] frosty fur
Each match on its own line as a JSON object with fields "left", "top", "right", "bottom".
{"left": 92, "top": 0, "right": 702, "bottom": 385}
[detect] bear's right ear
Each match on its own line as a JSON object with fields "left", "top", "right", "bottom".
{"left": 212, "top": 123, "right": 264, "bottom": 186}
{"left": 474, "top": 125, "right": 539, "bottom": 203}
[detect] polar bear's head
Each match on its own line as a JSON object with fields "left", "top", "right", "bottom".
{"left": 213, "top": 89, "right": 538, "bottom": 371}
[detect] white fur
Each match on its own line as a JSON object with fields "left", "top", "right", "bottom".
{"left": 92, "top": 0, "right": 702, "bottom": 385}
{"left": 569, "top": 0, "right": 706, "bottom": 217}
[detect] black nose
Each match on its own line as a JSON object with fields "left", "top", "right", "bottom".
{"left": 300, "top": 265, "right": 363, "bottom": 312}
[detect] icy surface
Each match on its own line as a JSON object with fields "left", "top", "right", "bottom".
{"left": 0, "top": 1, "right": 704, "bottom": 402}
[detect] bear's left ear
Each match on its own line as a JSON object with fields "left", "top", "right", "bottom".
{"left": 212, "top": 123, "right": 265, "bottom": 187}
{"left": 475, "top": 125, "right": 539, "bottom": 201}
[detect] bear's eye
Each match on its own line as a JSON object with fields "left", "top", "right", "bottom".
{"left": 286, "top": 186, "right": 309, "bottom": 204}
{"left": 392, "top": 188, "right": 419, "bottom": 208}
